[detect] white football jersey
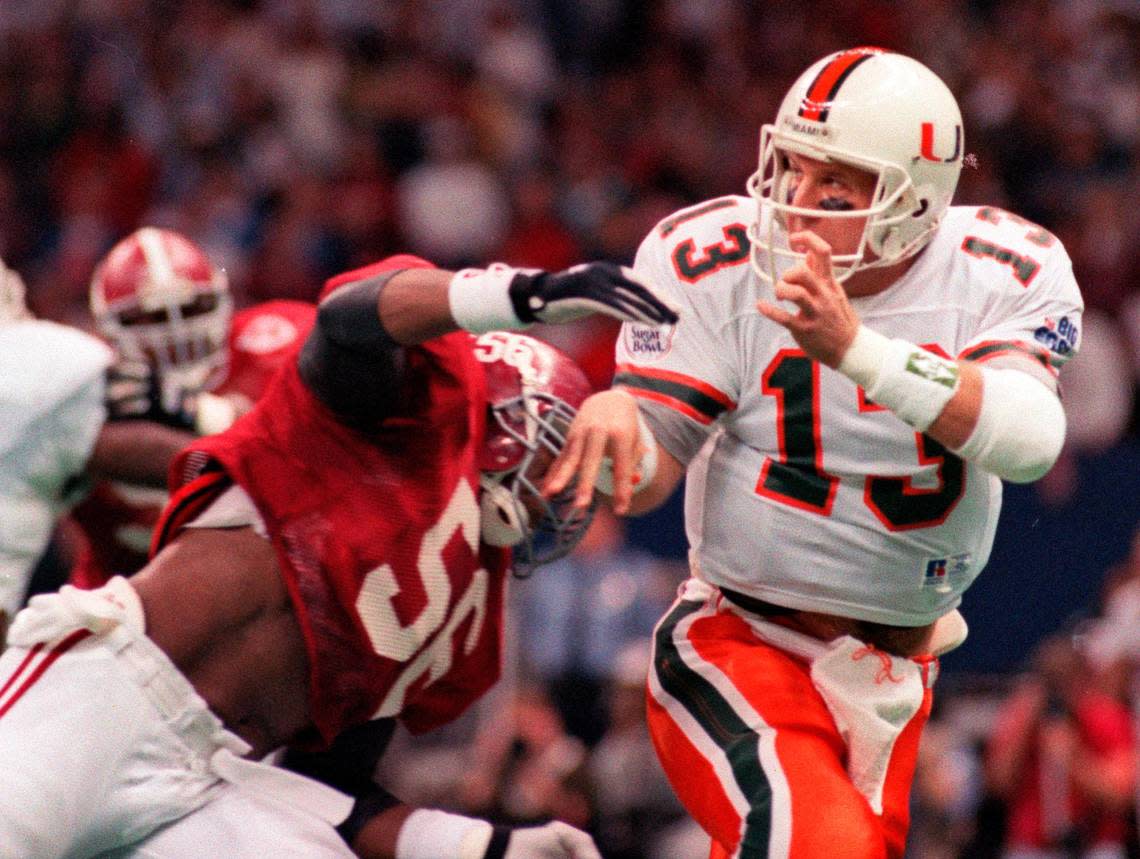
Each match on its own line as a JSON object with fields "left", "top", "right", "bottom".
{"left": 0, "top": 320, "right": 111, "bottom": 615}
{"left": 618, "top": 197, "right": 1083, "bottom": 625}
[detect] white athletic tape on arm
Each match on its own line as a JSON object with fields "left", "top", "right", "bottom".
{"left": 594, "top": 408, "right": 659, "bottom": 495}
{"left": 951, "top": 366, "right": 1066, "bottom": 483}
{"left": 395, "top": 809, "right": 493, "bottom": 859}
{"left": 447, "top": 265, "right": 527, "bottom": 334}
{"left": 837, "top": 325, "right": 960, "bottom": 432}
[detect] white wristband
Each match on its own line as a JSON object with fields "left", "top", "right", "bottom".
{"left": 395, "top": 809, "right": 493, "bottom": 859}
{"left": 595, "top": 408, "right": 659, "bottom": 495}
{"left": 447, "top": 264, "right": 530, "bottom": 334}
{"left": 837, "top": 325, "right": 960, "bottom": 432}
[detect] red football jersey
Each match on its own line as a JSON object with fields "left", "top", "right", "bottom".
{"left": 69, "top": 300, "right": 315, "bottom": 588}
{"left": 157, "top": 332, "right": 509, "bottom": 746}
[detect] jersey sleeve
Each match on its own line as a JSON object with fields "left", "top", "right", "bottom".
{"left": 0, "top": 321, "right": 110, "bottom": 456}
{"left": 613, "top": 222, "right": 740, "bottom": 466}
{"left": 961, "top": 231, "right": 1084, "bottom": 385}
{"left": 0, "top": 353, "right": 107, "bottom": 615}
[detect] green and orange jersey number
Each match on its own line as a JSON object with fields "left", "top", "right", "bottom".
{"left": 756, "top": 350, "right": 965, "bottom": 531}
{"left": 975, "top": 207, "right": 1056, "bottom": 248}
{"left": 961, "top": 208, "right": 1054, "bottom": 288}
{"left": 671, "top": 223, "right": 751, "bottom": 284}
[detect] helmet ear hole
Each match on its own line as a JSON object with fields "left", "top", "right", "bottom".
{"left": 913, "top": 199, "right": 929, "bottom": 218}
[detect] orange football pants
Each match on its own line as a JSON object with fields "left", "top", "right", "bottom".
{"left": 647, "top": 595, "right": 934, "bottom": 859}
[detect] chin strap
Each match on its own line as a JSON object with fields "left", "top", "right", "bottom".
{"left": 478, "top": 475, "right": 528, "bottom": 547}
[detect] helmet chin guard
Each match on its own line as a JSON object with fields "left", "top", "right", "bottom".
{"left": 473, "top": 331, "right": 594, "bottom": 576}
{"left": 746, "top": 48, "right": 964, "bottom": 286}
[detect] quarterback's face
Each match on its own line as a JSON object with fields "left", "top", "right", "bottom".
{"left": 783, "top": 152, "right": 877, "bottom": 258}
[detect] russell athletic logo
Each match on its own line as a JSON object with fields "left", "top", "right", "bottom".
{"left": 924, "top": 554, "right": 972, "bottom": 593}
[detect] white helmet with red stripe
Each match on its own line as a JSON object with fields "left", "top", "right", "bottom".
{"left": 747, "top": 47, "right": 964, "bottom": 282}
{"left": 90, "top": 228, "right": 232, "bottom": 392}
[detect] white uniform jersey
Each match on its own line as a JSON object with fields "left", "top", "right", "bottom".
{"left": 0, "top": 319, "right": 111, "bottom": 616}
{"left": 618, "top": 197, "right": 1083, "bottom": 625}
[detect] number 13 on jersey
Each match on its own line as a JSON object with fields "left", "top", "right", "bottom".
{"left": 756, "top": 349, "right": 965, "bottom": 531}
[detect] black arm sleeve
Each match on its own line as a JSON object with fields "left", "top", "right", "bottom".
{"left": 282, "top": 718, "right": 401, "bottom": 846}
{"left": 297, "top": 272, "right": 407, "bottom": 425}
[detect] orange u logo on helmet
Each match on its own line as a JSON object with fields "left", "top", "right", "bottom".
{"left": 919, "top": 122, "right": 962, "bottom": 163}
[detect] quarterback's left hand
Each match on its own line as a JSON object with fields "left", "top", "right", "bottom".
{"left": 508, "top": 262, "right": 680, "bottom": 327}
{"left": 756, "top": 231, "right": 861, "bottom": 367}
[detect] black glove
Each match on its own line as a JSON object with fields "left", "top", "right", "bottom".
{"left": 104, "top": 358, "right": 197, "bottom": 430}
{"left": 507, "top": 262, "right": 679, "bottom": 327}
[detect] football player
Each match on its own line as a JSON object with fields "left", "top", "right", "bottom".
{"left": 0, "top": 253, "right": 678, "bottom": 858}
{"left": 0, "top": 257, "right": 188, "bottom": 644}
{"left": 70, "top": 227, "right": 315, "bottom": 589}
{"left": 544, "top": 48, "right": 1082, "bottom": 858}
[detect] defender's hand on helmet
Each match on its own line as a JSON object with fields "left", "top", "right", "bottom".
{"left": 509, "top": 262, "right": 679, "bottom": 326}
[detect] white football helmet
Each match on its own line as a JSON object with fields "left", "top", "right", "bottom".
{"left": 747, "top": 48, "right": 964, "bottom": 283}
{"left": 0, "top": 259, "right": 30, "bottom": 323}
{"left": 90, "top": 228, "right": 233, "bottom": 393}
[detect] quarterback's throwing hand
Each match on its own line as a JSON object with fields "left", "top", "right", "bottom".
{"left": 508, "top": 262, "right": 679, "bottom": 327}
{"left": 756, "top": 231, "right": 860, "bottom": 367}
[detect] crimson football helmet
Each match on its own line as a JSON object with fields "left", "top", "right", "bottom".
{"left": 473, "top": 331, "right": 595, "bottom": 575}
{"left": 747, "top": 48, "right": 964, "bottom": 283}
{"left": 89, "top": 227, "right": 233, "bottom": 393}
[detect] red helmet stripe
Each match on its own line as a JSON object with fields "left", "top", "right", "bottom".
{"left": 798, "top": 47, "right": 884, "bottom": 122}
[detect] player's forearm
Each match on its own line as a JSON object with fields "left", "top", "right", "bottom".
{"left": 88, "top": 421, "right": 195, "bottom": 487}
{"left": 923, "top": 360, "right": 982, "bottom": 449}
{"left": 837, "top": 327, "right": 1065, "bottom": 483}
{"left": 625, "top": 444, "right": 685, "bottom": 515}
{"left": 378, "top": 270, "right": 459, "bottom": 345}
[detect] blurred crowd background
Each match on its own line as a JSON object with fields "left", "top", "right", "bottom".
{"left": 3, "top": 0, "right": 1140, "bottom": 855}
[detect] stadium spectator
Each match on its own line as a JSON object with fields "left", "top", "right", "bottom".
{"left": 587, "top": 641, "right": 692, "bottom": 859}
{"left": 983, "top": 634, "right": 1135, "bottom": 859}
{"left": 458, "top": 683, "right": 594, "bottom": 834}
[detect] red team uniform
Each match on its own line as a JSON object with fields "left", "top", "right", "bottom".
{"left": 70, "top": 299, "right": 316, "bottom": 589}
{"left": 155, "top": 329, "right": 510, "bottom": 742}
{"left": 0, "top": 242, "right": 676, "bottom": 858}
